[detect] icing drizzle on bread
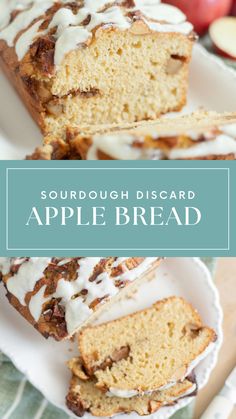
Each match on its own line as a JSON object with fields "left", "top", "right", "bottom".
{"left": 0, "top": 257, "right": 159, "bottom": 339}
{"left": 0, "top": 0, "right": 193, "bottom": 66}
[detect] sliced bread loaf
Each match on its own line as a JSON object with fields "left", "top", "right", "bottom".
{"left": 68, "top": 111, "right": 236, "bottom": 160}
{"left": 79, "top": 297, "right": 216, "bottom": 394}
{"left": 28, "top": 111, "right": 236, "bottom": 160}
{"left": 66, "top": 357, "right": 197, "bottom": 417}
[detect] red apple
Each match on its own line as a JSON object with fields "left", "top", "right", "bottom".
{"left": 163, "top": 0, "right": 233, "bottom": 35}
{"left": 231, "top": 0, "right": 236, "bottom": 15}
{"left": 209, "top": 16, "right": 236, "bottom": 60}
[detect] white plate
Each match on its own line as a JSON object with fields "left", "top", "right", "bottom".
{"left": 0, "top": 258, "right": 223, "bottom": 419}
{"left": 0, "top": 44, "right": 236, "bottom": 159}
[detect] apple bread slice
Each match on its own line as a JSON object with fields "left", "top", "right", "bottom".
{"left": 79, "top": 297, "right": 216, "bottom": 394}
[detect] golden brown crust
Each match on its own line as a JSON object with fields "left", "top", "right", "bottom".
{"left": 7, "top": 290, "right": 68, "bottom": 340}
{"left": 0, "top": 42, "right": 46, "bottom": 130}
{"left": 26, "top": 140, "right": 81, "bottom": 160}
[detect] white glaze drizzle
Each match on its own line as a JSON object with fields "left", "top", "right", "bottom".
{"left": 107, "top": 382, "right": 197, "bottom": 399}
{"left": 15, "top": 18, "right": 44, "bottom": 60}
{"left": 144, "top": 20, "right": 193, "bottom": 35}
{"left": 54, "top": 26, "right": 91, "bottom": 66}
{"left": 0, "top": 0, "right": 193, "bottom": 65}
{"left": 0, "top": 1, "right": 54, "bottom": 46}
{"left": 107, "top": 382, "right": 197, "bottom": 401}
{"left": 2, "top": 257, "right": 157, "bottom": 335}
{"left": 28, "top": 284, "right": 49, "bottom": 321}
{"left": 84, "top": 0, "right": 116, "bottom": 12}
{"left": 52, "top": 257, "right": 113, "bottom": 329}
{"left": 5, "top": 258, "right": 51, "bottom": 305}
{"left": 221, "top": 123, "right": 236, "bottom": 137}
{"left": 86, "top": 6, "right": 130, "bottom": 32}
{"left": 184, "top": 129, "right": 215, "bottom": 142}
{"left": 168, "top": 134, "right": 236, "bottom": 159}
{"left": 134, "top": 0, "right": 188, "bottom": 27}
{"left": 0, "top": 0, "right": 37, "bottom": 31}
{"left": 50, "top": 5, "right": 131, "bottom": 66}
{"left": 136, "top": 2, "right": 186, "bottom": 25}
{"left": 86, "top": 124, "right": 236, "bottom": 160}
{"left": 87, "top": 133, "right": 164, "bottom": 160}
{"left": 107, "top": 388, "right": 140, "bottom": 398}
{"left": 0, "top": 257, "right": 12, "bottom": 275}
{"left": 87, "top": 133, "right": 144, "bottom": 160}
{"left": 48, "top": 7, "right": 87, "bottom": 37}
{"left": 65, "top": 297, "right": 92, "bottom": 335}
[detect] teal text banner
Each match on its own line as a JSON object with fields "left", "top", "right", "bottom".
{"left": 0, "top": 160, "right": 235, "bottom": 256}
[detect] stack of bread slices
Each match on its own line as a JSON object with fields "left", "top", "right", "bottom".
{"left": 66, "top": 297, "right": 216, "bottom": 417}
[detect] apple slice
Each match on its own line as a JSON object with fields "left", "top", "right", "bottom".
{"left": 209, "top": 17, "right": 236, "bottom": 60}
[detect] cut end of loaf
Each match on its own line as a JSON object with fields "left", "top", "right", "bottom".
{"left": 42, "top": 30, "right": 192, "bottom": 133}
{"left": 0, "top": 26, "right": 193, "bottom": 136}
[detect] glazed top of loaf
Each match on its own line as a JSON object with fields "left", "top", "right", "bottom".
{"left": 0, "top": 0, "right": 193, "bottom": 69}
{"left": 85, "top": 121, "right": 236, "bottom": 160}
{"left": 0, "top": 257, "right": 157, "bottom": 335}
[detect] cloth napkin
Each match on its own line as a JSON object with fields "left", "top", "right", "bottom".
{"left": 0, "top": 258, "right": 216, "bottom": 419}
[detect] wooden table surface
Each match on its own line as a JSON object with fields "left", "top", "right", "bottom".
{"left": 194, "top": 258, "right": 236, "bottom": 418}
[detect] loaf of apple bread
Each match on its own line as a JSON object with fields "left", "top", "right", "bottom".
{"left": 28, "top": 111, "right": 236, "bottom": 160}
{"left": 0, "top": 257, "right": 160, "bottom": 340}
{"left": 0, "top": 1, "right": 194, "bottom": 134}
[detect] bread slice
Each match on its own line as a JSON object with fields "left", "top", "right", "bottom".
{"left": 66, "top": 357, "right": 197, "bottom": 417}
{"left": 27, "top": 111, "right": 236, "bottom": 160}
{"left": 79, "top": 297, "right": 216, "bottom": 394}
{"left": 0, "top": 1, "right": 194, "bottom": 135}
{"left": 0, "top": 257, "right": 161, "bottom": 340}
